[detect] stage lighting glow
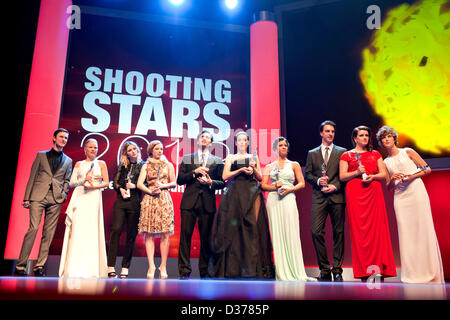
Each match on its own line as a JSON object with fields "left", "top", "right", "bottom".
{"left": 169, "top": 0, "right": 184, "bottom": 6}
{"left": 225, "top": 0, "right": 238, "bottom": 10}
{"left": 360, "top": 0, "right": 450, "bottom": 154}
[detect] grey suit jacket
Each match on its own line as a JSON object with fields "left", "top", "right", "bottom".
{"left": 24, "top": 150, "right": 73, "bottom": 204}
{"left": 305, "top": 145, "right": 346, "bottom": 204}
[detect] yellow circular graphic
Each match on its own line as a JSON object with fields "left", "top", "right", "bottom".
{"left": 360, "top": 0, "right": 450, "bottom": 154}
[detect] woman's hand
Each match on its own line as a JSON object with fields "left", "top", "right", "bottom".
{"left": 401, "top": 175, "right": 412, "bottom": 183}
{"left": 120, "top": 187, "right": 129, "bottom": 198}
{"left": 150, "top": 186, "right": 161, "bottom": 195}
{"left": 126, "top": 182, "right": 136, "bottom": 189}
{"left": 241, "top": 166, "right": 254, "bottom": 175}
{"left": 357, "top": 164, "right": 366, "bottom": 176}
{"left": 362, "top": 174, "right": 375, "bottom": 184}
{"left": 278, "top": 187, "right": 292, "bottom": 196}
{"left": 391, "top": 172, "right": 405, "bottom": 181}
{"left": 84, "top": 174, "right": 93, "bottom": 185}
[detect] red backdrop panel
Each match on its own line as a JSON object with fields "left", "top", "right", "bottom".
{"left": 5, "top": 0, "right": 72, "bottom": 259}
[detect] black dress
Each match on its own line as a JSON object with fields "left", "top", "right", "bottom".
{"left": 211, "top": 157, "right": 275, "bottom": 279}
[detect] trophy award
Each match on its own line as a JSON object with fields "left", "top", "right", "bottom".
{"left": 355, "top": 152, "right": 368, "bottom": 180}
{"left": 321, "top": 162, "right": 328, "bottom": 190}
{"left": 200, "top": 154, "right": 209, "bottom": 183}
{"left": 84, "top": 162, "right": 95, "bottom": 188}
{"left": 124, "top": 168, "right": 133, "bottom": 199}
{"left": 273, "top": 165, "right": 283, "bottom": 195}
{"left": 156, "top": 166, "right": 161, "bottom": 181}
{"left": 252, "top": 147, "right": 258, "bottom": 162}
{"left": 250, "top": 147, "right": 258, "bottom": 178}
{"left": 401, "top": 164, "right": 430, "bottom": 182}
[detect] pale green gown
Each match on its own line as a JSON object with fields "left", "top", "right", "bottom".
{"left": 266, "top": 161, "right": 316, "bottom": 281}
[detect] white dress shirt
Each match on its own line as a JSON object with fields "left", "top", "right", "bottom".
{"left": 317, "top": 144, "right": 334, "bottom": 187}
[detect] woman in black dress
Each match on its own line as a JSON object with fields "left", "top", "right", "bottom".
{"left": 107, "top": 141, "right": 144, "bottom": 278}
{"left": 211, "top": 132, "right": 274, "bottom": 279}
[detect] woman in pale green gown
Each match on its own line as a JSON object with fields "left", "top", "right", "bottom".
{"left": 261, "top": 137, "right": 316, "bottom": 281}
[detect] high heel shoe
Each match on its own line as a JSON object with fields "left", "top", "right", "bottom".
{"left": 147, "top": 265, "right": 156, "bottom": 279}
{"left": 159, "top": 267, "right": 168, "bottom": 279}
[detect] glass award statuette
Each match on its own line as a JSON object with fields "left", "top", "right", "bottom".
{"left": 400, "top": 164, "right": 430, "bottom": 182}
{"left": 354, "top": 152, "right": 368, "bottom": 180}
{"left": 156, "top": 166, "right": 161, "bottom": 182}
{"left": 321, "top": 162, "right": 328, "bottom": 189}
{"left": 200, "top": 154, "right": 209, "bottom": 183}
{"left": 84, "top": 162, "right": 95, "bottom": 187}
{"left": 124, "top": 164, "right": 133, "bottom": 199}
{"left": 273, "top": 165, "right": 283, "bottom": 196}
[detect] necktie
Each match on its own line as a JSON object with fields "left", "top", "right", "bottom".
{"left": 201, "top": 153, "right": 206, "bottom": 166}
{"left": 324, "top": 147, "right": 329, "bottom": 165}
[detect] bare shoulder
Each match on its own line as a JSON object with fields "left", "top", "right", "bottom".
{"left": 290, "top": 160, "right": 301, "bottom": 168}
{"left": 98, "top": 160, "right": 108, "bottom": 168}
{"left": 225, "top": 154, "right": 236, "bottom": 163}
{"left": 74, "top": 161, "right": 82, "bottom": 168}
{"left": 263, "top": 161, "right": 277, "bottom": 174}
{"left": 167, "top": 161, "right": 175, "bottom": 170}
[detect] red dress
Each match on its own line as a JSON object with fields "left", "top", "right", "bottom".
{"left": 341, "top": 150, "right": 396, "bottom": 278}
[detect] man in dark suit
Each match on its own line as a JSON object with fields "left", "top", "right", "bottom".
{"left": 14, "top": 128, "right": 72, "bottom": 276}
{"left": 177, "top": 130, "right": 225, "bottom": 279}
{"left": 305, "top": 120, "right": 346, "bottom": 282}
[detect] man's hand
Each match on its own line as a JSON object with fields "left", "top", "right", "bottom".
{"left": 22, "top": 201, "right": 31, "bottom": 209}
{"left": 194, "top": 167, "right": 209, "bottom": 176}
{"left": 318, "top": 176, "right": 329, "bottom": 186}
{"left": 321, "top": 184, "right": 337, "bottom": 193}
{"left": 197, "top": 173, "right": 212, "bottom": 185}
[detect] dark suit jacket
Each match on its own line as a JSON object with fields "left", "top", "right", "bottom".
{"left": 24, "top": 150, "right": 73, "bottom": 204}
{"left": 177, "top": 153, "right": 225, "bottom": 213}
{"left": 305, "top": 145, "right": 346, "bottom": 204}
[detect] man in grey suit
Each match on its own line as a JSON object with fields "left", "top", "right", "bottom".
{"left": 305, "top": 120, "right": 346, "bottom": 282}
{"left": 14, "top": 128, "right": 72, "bottom": 276}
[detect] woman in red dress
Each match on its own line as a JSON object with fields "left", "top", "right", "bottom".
{"left": 339, "top": 125, "right": 396, "bottom": 281}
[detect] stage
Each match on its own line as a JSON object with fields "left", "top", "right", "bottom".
{"left": 1, "top": 276, "right": 448, "bottom": 301}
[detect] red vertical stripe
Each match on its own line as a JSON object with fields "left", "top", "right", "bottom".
{"left": 250, "top": 20, "right": 281, "bottom": 165}
{"left": 5, "top": 0, "right": 72, "bottom": 259}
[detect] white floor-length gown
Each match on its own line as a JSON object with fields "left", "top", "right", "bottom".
{"left": 59, "top": 159, "right": 108, "bottom": 278}
{"left": 384, "top": 148, "right": 444, "bottom": 284}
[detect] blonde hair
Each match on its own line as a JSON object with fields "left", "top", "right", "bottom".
{"left": 120, "top": 141, "right": 142, "bottom": 168}
{"left": 84, "top": 138, "right": 98, "bottom": 147}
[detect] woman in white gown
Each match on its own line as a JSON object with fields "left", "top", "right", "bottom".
{"left": 261, "top": 137, "right": 316, "bottom": 282}
{"left": 59, "top": 139, "right": 109, "bottom": 278}
{"left": 377, "top": 126, "right": 444, "bottom": 284}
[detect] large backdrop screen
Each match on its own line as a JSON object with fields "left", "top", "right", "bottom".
{"left": 50, "top": 8, "right": 250, "bottom": 258}
{"left": 279, "top": 0, "right": 449, "bottom": 268}
{"left": 282, "top": 0, "right": 449, "bottom": 165}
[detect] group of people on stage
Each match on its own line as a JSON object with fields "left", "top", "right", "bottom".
{"left": 14, "top": 121, "right": 444, "bottom": 284}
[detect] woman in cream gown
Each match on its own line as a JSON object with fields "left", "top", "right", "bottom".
{"left": 377, "top": 126, "right": 444, "bottom": 284}
{"left": 59, "top": 139, "right": 109, "bottom": 278}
